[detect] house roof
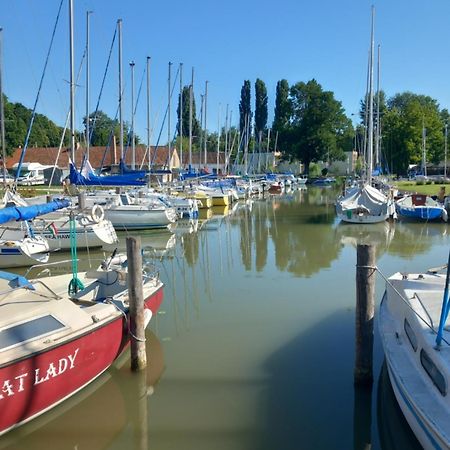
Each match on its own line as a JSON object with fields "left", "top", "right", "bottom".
{"left": 5, "top": 145, "right": 176, "bottom": 169}
{"left": 179, "top": 151, "right": 226, "bottom": 165}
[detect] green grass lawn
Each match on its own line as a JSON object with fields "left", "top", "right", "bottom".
{"left": 393, "top": 181, "right": 448, "bottom": 196}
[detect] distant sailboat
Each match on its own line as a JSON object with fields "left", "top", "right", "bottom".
{"left": 336, "top": 6, "right": 394, "bottom": 224}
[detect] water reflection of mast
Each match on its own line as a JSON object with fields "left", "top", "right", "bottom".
{"left": 201, "top": 227, "right": 213, "bottom": 303}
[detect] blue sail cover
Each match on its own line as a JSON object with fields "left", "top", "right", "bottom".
{"left": 119, "top": 159, "right": 147, "bottom": 177}
{"left": 69, "top": 162, "right": 147, "bottom": 186}
{"left": 0, "top": 199, "right": 70, "bottom": 225}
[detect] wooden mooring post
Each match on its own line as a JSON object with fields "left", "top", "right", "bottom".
{"left": 126, "top": 236, "right": 147, "bottom": 371}
{"left": 354, "top": 244, "right": 376, "bottom": 386}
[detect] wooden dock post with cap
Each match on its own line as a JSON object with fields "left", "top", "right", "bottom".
{"left": 126, "top": 236, "right": 147, "bottom": 371}
{"left": 354, "top": 244, "right": 376, "bottom": 386}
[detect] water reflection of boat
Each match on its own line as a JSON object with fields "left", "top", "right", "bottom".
{"left": 334, "top": 221, "right": 395, "bottom": 249}
{"left": 0, "top": 330, "right": 164, "bottom": 450}
{"left": 169, "top": 219, "right": 200, "bottom": 235}
{"left": 104, "top": 230, "right": 176, "bottom": 258}
{"left": 377, "top": 362, "right": 422, "bottom": 450}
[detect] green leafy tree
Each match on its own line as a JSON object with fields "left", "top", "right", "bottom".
{"left": 382, "top": 92, "right": 443, "bottom": 175}
{"left": 3, "top": 95, "right": 65, "bottom": 154}
{"left": 272, "top": 79, "right": 291, "bottom": 153}
{"left": 84, "top": 110, "right": 132, "bottom": 147}
{"left": 254, "top": 79, "right": 268, "bottom": 138}
{"left": 239, "top": 80, "right": 252, "bottom": 134}
{"left": 286, "top": 79, "right": 353, "bottom": 172}
{"left": 273, "top": 79, "right": 290, "bottom": 130}
{"left": 176, "top": 86, "right": 201, "bottom": 150}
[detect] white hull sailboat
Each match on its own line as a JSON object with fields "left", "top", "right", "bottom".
{"left": 2, "top": 193, "right": 118, "bottom": 251}
{"left": 83, "top": 192, "right": 178, "bottom": 230}
{"left": 0, "top": 236, "right": 49, "bottom": 268}
{"left": 336, "top": 184, "right": 394, "bottom": 223}
{"left": 379, "top": 263, "right": 450, "bottom": 450}
{"left": 336, "top": 7, "right": 393, "bottom": 224}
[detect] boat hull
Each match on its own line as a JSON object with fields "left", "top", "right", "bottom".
{"left": 379, "top": 278, "right": 450, "bottom": 450}
{"left": 0, "top": 238, "right": 49, "bottom": 268}
{"left": 0, "top": 284, "right": 163, "bottom": 436}
{"left": 39, "top": 220, "right": 118, "bottom": 250}
{"left": 396, "top": 206, "right": 445, "bottom": 221}
{"left": 105, "top": 208, "right": 176, "bottom": 230}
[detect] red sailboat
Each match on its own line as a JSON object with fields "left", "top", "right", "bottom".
{"left": 0, "top": 260, "right": 163, "bottom": 436}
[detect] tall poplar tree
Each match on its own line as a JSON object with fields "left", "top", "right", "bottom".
{"left": 239, "top": 80, "right": 252, "bottom": 133}
{"left": 254, "top": 79, "right": 268, "bottom": 138}
{"left": 176, "top": 86, "right": 200, "bottom": 146}
{"left": 272, "top": 79, "right": 290, "bottom": 133}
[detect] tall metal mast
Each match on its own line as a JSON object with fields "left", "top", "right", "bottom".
{"left": 168, "top": 62, "right": 172, "bottom": 158}
{"left": 146, "top": 56, "right": 151, "bottom": 171}
{"left": 199, "top": 94, "right": 204, "bottom": 168}
{"left": 374, "top": 44, "right": 381, "bottom": 171}
{"left": 130, "top": 61, "right": 135, "bottom": 169}
{"left": 0, "top": 28, "right": 6, "bottom": 185}
{"left": 189, "top": 67, "right": 194, "bottom": 172}
{"left": 118, "top": 19, "right": 124, "bottom": 160}
{"left": 85, "top": 11, "right": 92, "bottom": 160}
{"left": 179, "top": 63, "right": 183, "bottom": 169}
{"left": 445, "top": 122, "right": 448, "bottom": 179}
{"left": 203, "top": 80, "right": 208, "bottom": 167}
{"left": 69, "top": 0, "right": 76, "bottom": 162}
{"left": 367, "top": 6, "right": 375, "bottom": 186}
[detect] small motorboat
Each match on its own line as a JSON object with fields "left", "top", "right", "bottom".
{"left": 379, "top": 257, "right": 450, "bottom": 449}
{"left": 395, "top": 194, "right": 448, "bottom": 222}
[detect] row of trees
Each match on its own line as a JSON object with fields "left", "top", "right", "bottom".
{"left": 3, "top": 82, "right": 450, "bottom": 176}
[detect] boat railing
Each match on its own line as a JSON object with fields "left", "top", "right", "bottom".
{"left": 24, "top": 259, "right": 79, "bottom": 278}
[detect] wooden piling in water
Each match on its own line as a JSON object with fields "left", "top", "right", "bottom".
{"left": 354, "top": 244, "right": 376, "bottom": 386}
{"left": 126, "top": 236, "right": 147, "bottom": 371}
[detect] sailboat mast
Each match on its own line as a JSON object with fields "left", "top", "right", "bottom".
{"left": 203, "top": 80, "right": 208, "bottom": 168}
{"left": 375, "top": 44, "right": 381, "bottom": 171}
{"left": 189, "top": 67, "right": 194, "bottom": 172}
{"left": 130, "top": 61, "right": 135, "bottom": 169}
{"left": 146, "top": 56, "right": 151, "bottom": 171}
{"left": 445, "top": 122, "right": 448, "bottom": 179}
{"left": 0, "top": 28, "right": 6, "bottom": 185}
{"left": 118, "top": 19, "right": 124, "bottom": 161}
{"left": 422, "top": 121, "right": 427, "bottom": 177}
{"left": 69, "top": 0, "right": 76, "bottom": 162}
{"left": 199, "top": 94, "right": 204, "bottom": 168}
{"left": 179, "top": 63, "right": 183, "bottom": 170}
{"left": 217, "top": 104, "right": 221, "bottom": 174}
{"left": 168, "top": 62, "right": 172, "bottom": 158}
{"left": 367, "top": 6, "right": 375, "bottom": 186}
{"left": 85, "top": 11, "right": 92, "bottom": 160}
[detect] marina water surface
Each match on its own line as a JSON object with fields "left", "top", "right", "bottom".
{"left": 5, "top": 185, "right": 447, "bottom": 449}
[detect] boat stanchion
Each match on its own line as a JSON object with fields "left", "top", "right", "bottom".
{"left": 355, "top": 244, "right": 376, "bottom": 386}
{"left": 126, "top": 236, "right": 147, "bottom": 371}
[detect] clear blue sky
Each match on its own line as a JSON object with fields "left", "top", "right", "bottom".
{"left": 2, "top": 0, "right": 450, "bottom": 145}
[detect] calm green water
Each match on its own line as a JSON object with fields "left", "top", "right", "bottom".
{"left": 5, "top": 186, "right": 449, "bottom": 449}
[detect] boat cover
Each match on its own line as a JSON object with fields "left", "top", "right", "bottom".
{"left": 69, "top": 161, "right": 147, "bottom": 186}
{"left": 338, "top": 184, "right": 388, "bottom": 215}
{"left": 0, "top": 199, "right": 70, "bottom": 224}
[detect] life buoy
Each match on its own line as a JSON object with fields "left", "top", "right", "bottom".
{"left": 90, "top": 204, "right": 105, "bottom": 223}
